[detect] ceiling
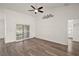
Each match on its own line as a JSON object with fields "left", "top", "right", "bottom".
{"left": 0, "top": 3, "right": 79, "bottom": 16}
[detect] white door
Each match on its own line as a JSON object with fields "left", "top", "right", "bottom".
{"left": 73, "top": 19, "right": 79, "bottom": 41}
{"left": 68, "top": 19, "right": 73, "bottom": 53}
{"left": 68, "top": 19, "right": 79, "bottom": 54}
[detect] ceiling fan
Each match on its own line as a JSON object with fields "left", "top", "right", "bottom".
{"left": 28, "top": 5, "right": 44, "bottom": 14}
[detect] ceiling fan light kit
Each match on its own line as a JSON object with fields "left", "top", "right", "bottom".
{"left": 28, "top": 5, "right": 44, "bottom": 14}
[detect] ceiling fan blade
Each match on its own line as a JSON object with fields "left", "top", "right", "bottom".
{"left": 31, "top": 5, "right": 35, "bottom": 9}
{"left": 38, "top": 10, "right": 44, "bottom": 13}
{"left": 28, "top": 10, "right": 34, "bottom": 11}
{"left": 38, "top": 7, "right": 43, "bottom": 9}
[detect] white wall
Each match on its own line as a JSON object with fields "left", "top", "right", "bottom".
{"left": 0, "top": 9, "right": 4, "bottom": 38}
{"left": 36, "top": 6, "right": 79, "bottom": 45}
{"left": 4, "top": 9, "right": 36, "bottom": 43}
{"left": 0, "top": 5, "right": 79, "bottom": 45}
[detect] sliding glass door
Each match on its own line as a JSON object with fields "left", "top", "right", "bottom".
{"left": 16, "top": 24, "right": 30, "bottom": 40}
{"left": 24, "top": 25, "right": 30, "bottom": 38}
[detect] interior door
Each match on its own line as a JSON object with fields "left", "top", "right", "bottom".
{"left": 73, "top": 19, "right": 79, "bottom": 41}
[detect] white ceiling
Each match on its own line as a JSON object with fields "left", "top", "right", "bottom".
{"left": 0, "top": 3, "right": 79, "bottom": 16}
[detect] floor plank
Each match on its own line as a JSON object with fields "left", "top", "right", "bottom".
{"left": 6, "top": 38, "right": 68, "bottom": 56}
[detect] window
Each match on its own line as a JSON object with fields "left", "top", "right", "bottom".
{"left": 16, "top": 24, "right": 30, "bottom": 40}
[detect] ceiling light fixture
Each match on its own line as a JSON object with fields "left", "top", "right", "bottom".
{"left": 28, "top": 5, "right": 44, "bottom": 14}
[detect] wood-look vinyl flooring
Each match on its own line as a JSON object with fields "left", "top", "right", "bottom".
{"left": 5, "top": 38, "right": 68, "bottom": 56}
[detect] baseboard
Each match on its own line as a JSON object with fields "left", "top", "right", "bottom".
{"left": 33, "top": 37, "right": 67, "bottom": 46}
{"left": 6, "top": 37, "right": 67, "bottom": 47}
{"left": 5, "top": 37, "right": 68, "bottom": 52}
{"left": 6, "top": 37, "right": 34, "bottom": 44}
{"left": 32, "top": 37, "right": 68, "bottom": 52}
